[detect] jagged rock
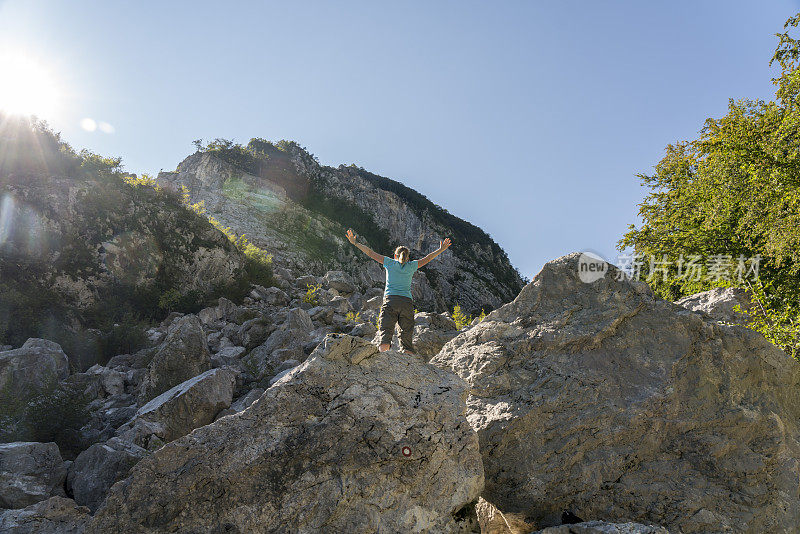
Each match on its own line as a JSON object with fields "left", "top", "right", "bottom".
{"left": 87, "top": 334, "right": 483, "bottom": 533}
{"left": 210, "top": 345, "right": 246, "bottom": 369}
{"left": 323, "top": 270, "right": 356, "bottom": 293}
{"left": 533, "top": 522, "right": 669, "bottom": 534}
{"left": 295, "top": 274, "right": 318, "bottom": 288}
{"left": 676, "top": 286, "right": 753, "bottom": 324}
{"left": 0, "top": 339, "right": 69, "bottom": 398}
{"left": 349, "top": 321, "right": 378, "bottom": 338}
{"left": 250, "top": 285, "right": 290, "bottom": 306}
{"left": 234, "top": 316, "right": 276, "bottom": 350}
{"left": 308, "top": 305, "right": 335, "bottom": 324}
{"left": 330, "top": 294, "right": 354, "bottom": 314}
{"left": 243, "top": 307, "right": 313, "bottom": 378}
{"left": 230, "top": 387, "right": 264, "bottom": 412}
{"left": 0, "top": 496, "right": 90, "bottom": 534}
{"left": 0, "top": 442, "right": 67, "bottom": 508}
{"left": 363, "top": 286, "right": 384, "bottom": 299}
{"left": 347, "top": 290, "right": 364, "bottom": 310}
{"left": 431, "top": 252, "right": 800, "bottom": 533}
{"left": 138, "top": 315, "right": 211, "bottom": 404}
{"left": 413, "top": 312, "right": 459, "bottom": 356}
{"left": 67, "top": 437, "right": 147, "bottom": 512}
{"left": 476, "top": 497, "right": 534, "bottom": 534}
{"left": 145, "top": 327, "right": 165, "bottom": 345}
{"left": 118, "top": 368, "right": 236, "bottom": 448}
{"left": 267, "top": 366, "right": 296, "bottom": 386}
{"left": 197, "top": 297, "right": 237, "bottom": 325}
{"left": 363, "top": 295, "right": 383, "bottom": 311}
{"left": 214, "top": 386, "right": 265, "bottom": 421}
{"left": 84, "top": 365, "right": 126, "bottom": 397}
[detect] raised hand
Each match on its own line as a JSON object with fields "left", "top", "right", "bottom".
{"left": 346, "top": 228, "right": 357, "bottom": 244}
{"left": 440, "top": 237, "right": 452, "bottom": 250}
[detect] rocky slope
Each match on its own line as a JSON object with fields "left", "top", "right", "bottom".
{"left": 156, "top": 140, "right": 524, "bottom": 314}
{"left": 8, "top": 252, "right": 798, "bottom": 533}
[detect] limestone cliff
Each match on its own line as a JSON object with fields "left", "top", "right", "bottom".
{"left": 157, "top": 140, "right": 524, "bottom": 314}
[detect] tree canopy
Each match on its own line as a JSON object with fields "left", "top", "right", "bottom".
{"left": 618, "top": 13, "right": 800, "bottom": 356}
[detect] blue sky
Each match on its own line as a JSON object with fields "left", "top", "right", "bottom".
{"left": 1, "top": 1, "right": 797, "bottom": 279}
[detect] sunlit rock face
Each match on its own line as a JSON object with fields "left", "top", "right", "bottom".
{"left": 432, "top": 252, "right": 800, "bottom": 533}
{"left": 87, "top": 334, "right": 484, "bottom": 533}
{"left": 157, "top": 144, "right": 523, "bottom": 315}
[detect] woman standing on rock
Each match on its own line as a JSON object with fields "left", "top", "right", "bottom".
{"left": 346, "top": 229, "right": 451, "bottom": 355}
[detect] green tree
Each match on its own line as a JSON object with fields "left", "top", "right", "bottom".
{"left": 618, "top": 13, "right": 800, "bottom": 357}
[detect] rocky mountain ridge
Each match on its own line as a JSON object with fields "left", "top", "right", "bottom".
{"left": 156, "top": 140, "right": 524, "bottom": 315}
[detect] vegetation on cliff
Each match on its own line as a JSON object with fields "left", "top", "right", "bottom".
{"left": 0, "top": 116, "right": 274, "bottom": 368}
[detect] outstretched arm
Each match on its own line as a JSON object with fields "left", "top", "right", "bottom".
{"left": 417, "top": 238, "right": 451, "bottom": 268}
{"left": 346, "top": 229, "right": 384, "bottom": 264}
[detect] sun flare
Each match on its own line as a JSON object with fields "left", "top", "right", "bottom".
{"left": 0, "top": 52, "right": 60, "bottom": 119}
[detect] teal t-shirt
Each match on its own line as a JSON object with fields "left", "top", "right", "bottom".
{"left": 382, "top": 257, "right": 419, "bottom": 298}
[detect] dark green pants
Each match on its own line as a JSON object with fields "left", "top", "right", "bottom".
{"left": 378, "top": 295, "right": 414, "bottom": 351}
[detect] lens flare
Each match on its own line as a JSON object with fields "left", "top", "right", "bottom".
{"left": 0, "top": 194, "right": 14, "bottom": 247}
{"left": 0, "top": 52, "right": 60, "bottom": 119}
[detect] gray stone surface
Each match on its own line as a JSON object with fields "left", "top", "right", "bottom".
{"left": 432, "top": 252, "right": 800, "bottom": 533}
{"left": 244, "top": 307, "right": 313, "bottom": 378}
{"left": 0, "top": 496, "right": 90, "bottom": 534}
{"left": 67, "top": 437, "right": 147, "bottom": 512}
{"left": 323, "top": 270, "right": 356, "bottom": 293}
{"left": 533, "top": 521, "right": 669, "bottom": 534}
{"left": 676, "top": 286, "right": 753, "bottom": 324}
{"left": 87, "top": 334, "right": 483, "bottom": 533}
{"left": 0, "top": 442, "right": 67, "bottom": 509}
{"left": 119, "top": 368, "right": 236, "bottom": 448}
{"left": 138, "top": 315, "right": 211, "bottom": 404}
{"left": 413, "top": 312, "right": 459, "bottom": 357}
{"left": 0, "top": 339, "right": 69, "bottom": 398}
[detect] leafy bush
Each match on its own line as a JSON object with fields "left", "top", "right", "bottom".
{"left": 345, "top": 311, "right": 361, "bottom": 324}
{"left": 452, "top": 304, "right": 473, "bottom": 330}
{"left": 303, "top": 283, "right": 321, "bottom": 306}
{"left": 0, "top": 379, "right": 92, "bottom": 457}
{"left": 735, "top": 279, "right": 800, "bottom": 359}
{"left": 98, "top": 314, "right": 149, "bottom": 358}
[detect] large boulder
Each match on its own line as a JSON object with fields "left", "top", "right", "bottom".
{"left": 533, "top": 522, "right": 669, "bottom": 534}
{"left": 0, "top": 496, "right": 90, "bottom": 534}
{"left": 0, "top": 442, "right": 67, "bottom": 509}
{"left": 676, "top": 286, "right": 753, "bottom": 324}
{"left": 118, "top": 368, "right": 236, "bottom": 448}
{"left": 87, "top": 334, "right": 483, "bottom": 533}
{"left": 67, "top": 437, "right": 148, "bottom": 512}
{"left": 0, "top": 339, "right": 69, "bottom": 399}
{"left": 431, "top": 252, "right": 800, "bottom": 533}
{"left": 244, "top": 307, "right": 313, "bottom": 378}
{"left": 138, "top": 315, "right": 211, "bottom": 403}
{"left": 413, "top": 312, "right": 459, "bottom": 356}
{"left": 323, "top": 270, "right": 356, "bottom": 294}
{"left": 250, "top": 285, "right": 290, "bottom": 306}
